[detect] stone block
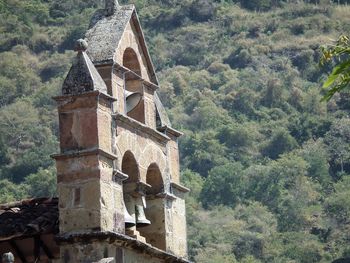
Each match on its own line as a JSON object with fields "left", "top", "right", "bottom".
{"left": 59, "top": 208, "right": 101, "bottom": 233}
{"left": 59, "top": 109, "right": 99, "bottom": 152}
{"left": 82, "top": 180, "right": 102, "bottom": 208}
{"left": 57, "top": 95, "right": 97, "bottom": 112}
{"left": 58, "top": 184, "right": 72, "bottom": 209}
{"left": 57, "top": 168, "right": 100, "bottom": 183}
{"left": 56, "top": 154, "right": 99, "bottom": 174}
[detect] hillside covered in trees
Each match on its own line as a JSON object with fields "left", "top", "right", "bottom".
{"left": 0, "top": 0, "right": 350, "bottom": 262}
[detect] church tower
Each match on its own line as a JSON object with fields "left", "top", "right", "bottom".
{"left": 52, "top": 1, "right": 189, "bottom": 262}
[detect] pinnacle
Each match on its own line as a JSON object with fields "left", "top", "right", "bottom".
{"left": 105, "top": 0, "right": 119, "bottom": 16}
{"left": 74, "top": 39, "right": 88, "bottom": 52}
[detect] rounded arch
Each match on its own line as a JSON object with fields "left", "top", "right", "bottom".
{"left": 123, "top": 47, "right": 141, "bottom": 76}
{"left": 141, "top": 144, "right": 167, "bottom": 176}
{"left": 140, "top": 162, "right": 166, "bottom": 250}
{"left": 146, "top": 163, "right": 164, "bottom": 195}
{"left": 121, "top": 151, "right": 139, "bottom": 183}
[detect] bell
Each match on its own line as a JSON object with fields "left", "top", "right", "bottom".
{"left": 135, "top": 204, "right": 151, "bottom": 227}
{"left": 2, "top": 252, "right": 14, "bottom": 263}
{"left": 124, "top": 203, "right": 136, "bottom": 228}
{"left": 125, "top": 90, "right": 142, "bottom": 113}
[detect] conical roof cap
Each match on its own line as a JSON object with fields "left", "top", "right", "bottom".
{"left": 62, "top": 39, "right": 107, "bottom": 96}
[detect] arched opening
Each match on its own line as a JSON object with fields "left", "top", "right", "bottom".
{"left": 122, "top": 48, "right": 145, "bottom": 123}
{"left": 121, "top": 151, "right": 139, "bottom": 231}
{"left": 138, "top": 163, "right": 166, "bottom": 250}
{"left": 146, "top": 163, "right": 164, "bottom": 195}
{"left": 123, "top": 48, "right": 141, "bottom": 75}
{"left": 121, "top": 151, "right": 139, "bottom": 183}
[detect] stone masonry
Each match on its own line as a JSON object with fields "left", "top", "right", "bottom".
{"left": 52, "top": 0, "right": 190, "bottom": 262}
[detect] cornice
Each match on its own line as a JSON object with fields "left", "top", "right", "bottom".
{"left": 114, "top": 114, "right": 170, "bottom": 143}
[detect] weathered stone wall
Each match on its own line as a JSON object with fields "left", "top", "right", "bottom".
{"left": 112, "top": 68, "right": 125, "bottom": 114}
{"left": 114, "top": 122, "right": 168, "bottom": 184}
{"left": 57, "top": 153, "right": 124, "bottom": 234}
{"left": 55, "top": 93, "right": 123, "bottom": 234}
{"left": 97, "top": 97, "right": 113, "bottom": 153}
{"left": 114, "top": 20, "right": 151, "bottom": 82}
{"left": 55, "top": 4, "right": 189, "bottom": 260}
{"left": 59, "top": 241, "right": 171, "bottom": 263}
{"left": 57, "top": 95, "right": 99, "bottom": 152}
{"left": 144, "top": 85, "right": 156, "bottom": 129}
{"left": 114, "top": 117, "right": 188, "bottom": 257}
{"left": 167, "top": 136, "right": 181, "bottom": 184}
{"left": 167, "top": 190, "right": 187, "bottom": 258}
{"left": 124, "top": 248, "right": 164, "bottom": 263}
{"left": 96, "top": 65, "right": 113, "bottom": 96}
{"left": 140, "top": 198, "right": 166, "bottom": 250}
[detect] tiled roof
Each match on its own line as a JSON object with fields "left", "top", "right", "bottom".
{"left": 0, "top": 198, "right": 58, "bottom": 241}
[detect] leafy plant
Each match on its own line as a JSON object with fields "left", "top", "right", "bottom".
{"left": 320, "top": 35, "right": 350, "bottom": 101}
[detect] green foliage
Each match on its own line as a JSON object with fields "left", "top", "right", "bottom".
{"left": 0, "top": 179, "right": 26, "bottom": 203}
{"left": 261, "top": 78, "right": 284, "bottom": 108}
{"left": 325, "top": 175, "right": 350, "bottom": 223}
{"left": 261, "top": 128, "right": 298, "bottom": 159}
{"left": 190, "top": 0, "right": 216, "bottom": 22}
{"left": 239, "top": 0, "right": 276, "bottom": 11}
{"left": 201, "top": 162, "right": 245, "bottom": 207}
{"left": 225, "top": 49, "right": 253, "bottom": 69}
{"left": 324, "top": 117, "right": 350, "bottom": 175}
{"left": 24, "top": 168, "right": 57, "bottom": 198}
{"left": 300, "top": 139, "right": 330, "bottom": 185}
{"left": 320, "top": 35, "right": 350, "bottom": 101}
{"left": 267, "top": 232, "right": 326, "bottom": 263}
{"left": 1, "top": 0, "right": 350, "bottom": 262}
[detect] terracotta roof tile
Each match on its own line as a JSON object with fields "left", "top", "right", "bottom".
{"left": 0, "top": 198, "right": 58, "bottom": 241}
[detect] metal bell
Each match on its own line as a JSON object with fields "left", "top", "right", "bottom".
{"left": 135, "top": 204, "right": 151, "bottom": 227}
{"left": 124, "top": 203, "right": 136, "bottom": 228}
{"left": 125, "top": 90, "right": 142, "bottom": 113}
{"left": 2, "top": 252, "right": 14, "bottom": 263}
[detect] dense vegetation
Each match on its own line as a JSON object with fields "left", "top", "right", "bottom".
{"left": 320, "top": 34, "right": 350, "bottom": 101}
{"left": 0, "top": 0, "right": 350, "bottom": 262}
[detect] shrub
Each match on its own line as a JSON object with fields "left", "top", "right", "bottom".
{"left": 240, "top": 0, "right": 274, "bottom": 11}
{"left": 261, "top": 129, "right": 298, "bottom": 159}
{"left": 190, "top": 0, "right": 215, "bottom": 22}
{"left": 225, "top": 49, "right": 253, "bottom": 69}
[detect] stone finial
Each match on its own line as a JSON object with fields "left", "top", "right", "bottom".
{"left": 62, "top": 38, "right": 107, "bottom": 96}
{"left": 105, "top": 0, "right": 119, "bottom": 16}
{"left": 2, "top": 252, "right": 14, "bottom": 263}
{"left": 74, "top": 39, "right": 88, "bottom": 52}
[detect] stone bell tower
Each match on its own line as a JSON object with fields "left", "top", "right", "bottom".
{"left": 52, "top": 0, "right": 189, "bottom": 262}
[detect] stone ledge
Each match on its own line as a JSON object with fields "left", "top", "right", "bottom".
{"left": 157, "top": 126, "right": 183, "bottom": 138}
{"left": 114, "top": 63, "right": 159, "bottom": 92}
{"left": 113, "top": 169, "right": 129, "bottom": 182}
{"left": 156, "top": 192, "right": 177, "bottom": 201}
{"left": 53, "top": 90, "right": 116, "bottom": 102}
{"left": 56, "top": 231, "right": 191, "bottom": 263}
{"left": 51, "top": 148, "right": 118, "bottom": 160}
{"left": 114, "top": 113, "right": 170, "bottom": 143}
{"left": 171, "top": 182, "right": 190, "bottom": 193}
{"left": 145, "top": 192, "right": 177, "bottom": 201}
